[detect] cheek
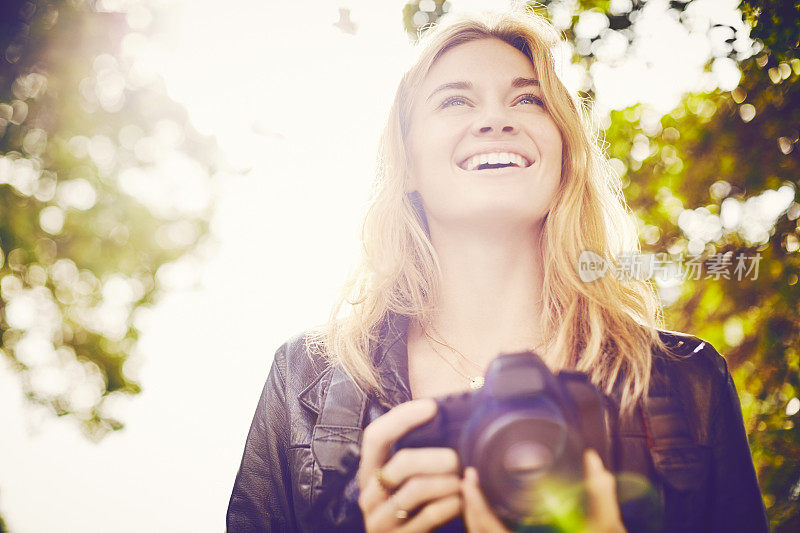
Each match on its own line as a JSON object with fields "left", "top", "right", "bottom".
{"left": 408, "top": 129, "right": 452, "bottom": 185}
{"left": 542, "top": 122, "right": 564, "bottom": 158}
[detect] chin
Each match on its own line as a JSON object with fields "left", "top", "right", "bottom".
{"left": 434, "top": 202, "right": 548, "bottom": 232}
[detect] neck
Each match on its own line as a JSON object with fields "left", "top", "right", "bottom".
{"left": 418, "top": 220, "right": 546, "bottom": 366}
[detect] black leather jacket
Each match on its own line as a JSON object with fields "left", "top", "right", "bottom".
{"left": 226, "top": 313, "right": 769, "bottom": 532}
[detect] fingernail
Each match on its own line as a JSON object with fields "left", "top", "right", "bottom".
{"left": 416, "top": 398, "right": 437, "bottom": 414}
{"left": 403, "top": 399, "right": 436, "bottom": 420}
{"left": 465, "top": 467, "right": 479, "bottom": 483}
{"left": 584, "top": 449, "right": 602, "bottom": 471}
{"left": 583, "top": 449, "right": 599, "bottom": 470}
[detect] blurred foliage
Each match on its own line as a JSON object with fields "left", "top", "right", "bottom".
{"left": 403, "top": 0, "right": 451, "bottom": 40}
{"left": 0, "top": 0, "right": 216, "bottom": 441}
{"left": 741, "top": 0, "right": 800, "bottom": 62}
{"left": 404, "top": 0, "right": 799, "bottom": 530}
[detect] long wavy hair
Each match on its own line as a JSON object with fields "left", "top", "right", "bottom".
{"left": 308, "top": 8, "right": 665, "bottom": 412}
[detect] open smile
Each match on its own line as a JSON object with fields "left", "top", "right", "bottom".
{"left": 457, "top": 150, "right": 533, "bottom": 172}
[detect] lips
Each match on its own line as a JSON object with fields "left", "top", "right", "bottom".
{"left": 457, "top": 149, "right": 533, "bottom": 171}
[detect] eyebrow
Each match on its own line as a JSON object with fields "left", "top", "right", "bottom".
{"left": 511, "top": 76, "right": 539, "bottom": 88}
{"left": 425, "top": 77, "right": 539, "bottom": 102}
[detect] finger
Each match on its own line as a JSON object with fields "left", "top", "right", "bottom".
{"left": 359, "top": 474, "right": 391, "bottom": 516}
{"left": 583, "top": 449, "right": 625, "bottom": 533}
{"left": 357, "top": 399, "right": 437, "bottom": 489}
{"left": 359, "top": 448, "right": 459, "bottom": 513}
{"left": 461, "top": 467, "right": 511, "bottom": 532}
{"left": 382, "top": 448, "right": 460, "bottom": 487}
{"left": 370, "top": 474, "right": 461, "bottom": 527}
{"left": 399, "top": 494, "right": 462, "bottom": 533}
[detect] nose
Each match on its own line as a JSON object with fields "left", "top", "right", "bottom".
{"left": 472, "top": 105, "right": 519, "bottom": 136}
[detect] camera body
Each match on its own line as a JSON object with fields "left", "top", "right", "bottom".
{"left": 394, "top": 351, "right": 612, "bottom": 526}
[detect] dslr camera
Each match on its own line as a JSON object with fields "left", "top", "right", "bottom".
{"left": 394, "top": 351, "right": 612, "bottom": 526}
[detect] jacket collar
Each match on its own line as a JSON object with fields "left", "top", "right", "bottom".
{"left": 297, "top": 316, "right": 709, "bottom": 414}
{"left": 297, "top": 311, "right": 413, "bottom": 415}
{"left": 297, "top": 369, "right": 331, "bottom": 414}
{"left": 301, "top": 312, "right": 413, "bottom": 476}
{"left": 373, "top": 311, "right": 413, "bottom": 407}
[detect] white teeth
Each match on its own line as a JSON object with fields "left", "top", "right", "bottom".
{"left": 462, "top": 151, "right": 531, "bottom": 171}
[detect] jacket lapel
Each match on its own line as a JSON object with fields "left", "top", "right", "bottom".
{"left": 373, "top": 312, "right": 413, "bottom": 407}
{"left": 296, "top": 312, "right": 413, "bottom": 528}
{"left": 299, "top": 312, "right": 413, "bottom": 471}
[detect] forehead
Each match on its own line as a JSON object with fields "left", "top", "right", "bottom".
{"left": 421, "top": 38, "right": 537, "bottom": 90}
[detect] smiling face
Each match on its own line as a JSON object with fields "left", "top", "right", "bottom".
{"left": 406, "top": 37, "right": 563, "bottom": 234}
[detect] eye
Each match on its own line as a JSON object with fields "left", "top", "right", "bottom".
{"left": 439, "top": 96, "right": 470, "bottom": 109}
{"left": 515, "top": 94, "right": 545, "bottom": 107}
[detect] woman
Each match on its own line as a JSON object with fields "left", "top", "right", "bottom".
{"left": 227, "top": 8, "right": 768, "bottom": 533}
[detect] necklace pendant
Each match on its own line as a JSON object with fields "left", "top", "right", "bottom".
{"left": 469, "top": 376, "right": 484, "bottom": 390}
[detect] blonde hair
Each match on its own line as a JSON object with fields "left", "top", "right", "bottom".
{"left": 308, "top": 8, "right": 664, "bottom": 412}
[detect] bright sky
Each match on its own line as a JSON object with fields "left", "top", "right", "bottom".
{"left": 0, "top": 0, "right": 748, "bottom": 531}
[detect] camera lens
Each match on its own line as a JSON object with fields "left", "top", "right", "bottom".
{"left": 502, "top": 441, "right": 554, "bottom": 474}
{"left": 462, "top": 399, "right": 575, "bottom": 524}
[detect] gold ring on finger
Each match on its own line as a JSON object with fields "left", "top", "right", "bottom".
{"left": 374, "top": 467, "right": 397, "bottom": 495}
{"left": 391, "top": 495, "right": 409, "bottom": 520}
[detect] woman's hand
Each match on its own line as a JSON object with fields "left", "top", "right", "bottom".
{"left": 582, "top": 449, "right": 626, "bottom": 533}
{"left": 459, "top": 466, "right": 513, "bottom": 533}
{"left": 357, "top": 399, "right": 463, "bottom": 532}
{"left": 460, "top": 449, "right": 626, "bottom": 533}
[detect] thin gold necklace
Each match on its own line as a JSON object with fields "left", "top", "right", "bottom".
{"left": 422, "top": 329, "right": 486, "bottom": 390}
{"left": 422, "top": 322, "right": 546, "bottom": 391}
{"left": 423, "top": 324, "right": 484, "bottom": 372}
